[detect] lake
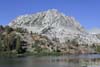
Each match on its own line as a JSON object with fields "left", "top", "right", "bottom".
{"left": 0, "top": 54, "right": 100, "bottom": 67}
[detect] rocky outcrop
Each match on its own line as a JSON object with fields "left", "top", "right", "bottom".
{"left": 8, "top": 9, "right": 100, "bottom": 54}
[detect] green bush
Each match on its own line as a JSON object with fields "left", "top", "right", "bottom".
{"left": 95, "top": 46, "right": 100, "bottom": 53}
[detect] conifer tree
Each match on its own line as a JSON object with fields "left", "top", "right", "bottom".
{"left": 16, "top": 36, "right": 21, "bottom": 53}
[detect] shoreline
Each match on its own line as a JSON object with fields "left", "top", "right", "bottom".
{"left": 0, "top": 52, "right": 99, "bottom": 58}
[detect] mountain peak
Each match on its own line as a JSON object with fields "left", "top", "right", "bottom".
{"left": 47, "top": 9, "right": 58, "bottom": 12}
{"left": 9, "top": 9, "right": 84, "bottom": 32}
{"left": 8, "top": 9, "right": 100, "bottom": 44}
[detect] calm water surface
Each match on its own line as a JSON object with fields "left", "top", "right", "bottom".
{"left": 0, "top": 54, "right": 100, "bottom": 67}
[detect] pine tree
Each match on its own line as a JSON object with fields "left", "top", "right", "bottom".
{"left": 5, "top": 26, "right": 13, "bottom": 34}
{"left": 16, "top": 36, "right": 21, "bottom": 53}
{"left": 4, "top": 35, "right": 10, "bottom": 51}
{"left": 0, "top": 39, "right": 2, "bottom": 51}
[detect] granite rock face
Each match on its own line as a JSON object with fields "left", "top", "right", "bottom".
{"left": 9, "top": 9, "right": 100, "bottom": 46}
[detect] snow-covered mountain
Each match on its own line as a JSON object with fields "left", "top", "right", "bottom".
{"left": 9, "top": 9, "right": 100, "bottom": 45}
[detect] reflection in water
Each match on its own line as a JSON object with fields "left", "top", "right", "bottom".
{"left": 0, "top": 54, "right": 100, "bottom": 67}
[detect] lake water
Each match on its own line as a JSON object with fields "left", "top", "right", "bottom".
{"left": 0, "top": 54, "right": 100, "bottom": 67}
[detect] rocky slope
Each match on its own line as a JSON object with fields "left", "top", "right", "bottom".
{"left": 9, "top": 9, "right": 100, "bottom": 45}
{"left": 7, "top": 9, "right": 100, "bottom": 54}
